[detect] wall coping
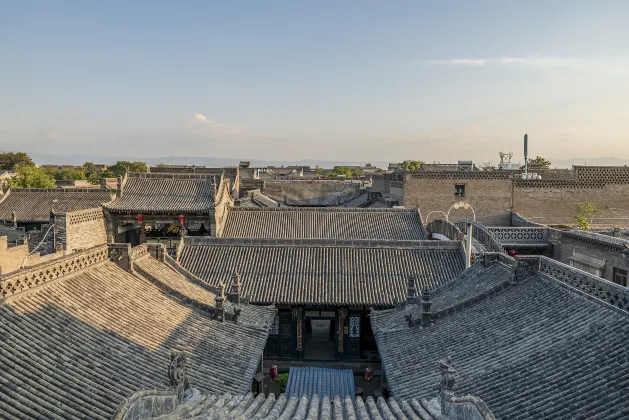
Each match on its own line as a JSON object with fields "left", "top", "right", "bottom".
{"left": 229, "top": 206, "right": 419, "bottom": 213}
{"left": 183, "top": 236, "right": 463, "bottom": 250}
{"left": 0, "top": 245, "right": 109, "bottom": 301}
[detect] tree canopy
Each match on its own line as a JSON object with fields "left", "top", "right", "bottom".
{"left": 527, "top": 156, "right": 551, "bottom": 170}
{"left": 0, "top": 152, "right": 35, "bottom": 171}
{"left": 331, "top": 166, "right": 363, "bottom": 178}
{"left": 400, "top": 160, "right": 424, "bottom": 171}
{"left": 108, "top": 161, "right": 148, "bottom": 176}
{"left": 574, "top": 201, "right": 604, "bottom": 230}
{"left": 9, "top": 164, "right": 57, "bottom": 188}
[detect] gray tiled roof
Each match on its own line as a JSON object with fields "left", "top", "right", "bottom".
{"left": 0, "top": 189, "right": 113, "bottom": 222}
{"left": 370, "top": 261, "right": 514, "bottom": 331}
{"left": 372, "top": 274, "right": 629, "bottom": 419}
{"left": 0, "top": 260, "right": 271, "bottom": 419}
{"left": 222, "top": 207, "right": 427, "bottom": 240}
{"left": 133, "top": 254, "right": 276, "bottom": 325}
{"left": 179, "top": 238, "right": 465, "bottom": 306}
{"left": 117, "top": 392, "right": 448, "bottom": 419}
{"left": 105, "top": 173, "right": 215, "bottom": 213}
{"left": 285, "top": 367, "right": 355, "bottom": 400}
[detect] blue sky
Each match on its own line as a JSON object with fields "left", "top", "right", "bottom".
{"left": 1, "top": 0, "right": 628, "bottom": 164}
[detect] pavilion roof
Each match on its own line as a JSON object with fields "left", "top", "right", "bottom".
{"left": 104, "top": 173, "right": 216, "bottom": 214}
{"left": 0, "top": 188, "right": 114, "bottom": 223}
{"left": 179, "top": 237, "right": 465, "bottom": 306}
{"left": 222, "top": 207, "right": 427, "bottom": 240}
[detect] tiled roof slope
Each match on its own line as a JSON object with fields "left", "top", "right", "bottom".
{"left": 372, "top": 274, "right": 629, "bottom": 419}
{"left": 222, "top": 207, "right": 427, "bottom": 240}
{"left": 0, "top": 258, "right": 272, "bottom": 419}
{"left": 370, "top": 261, "right": 514, "bottom": 331}
{"left": 117, "top": 392, "right": 454, "bottom": 419}
{"left": 179, "top": 238, "right": 465, "bottom": 306}
{"left": 0, "top": 189, "right": 113, "bottom": 222}
{"left": 285, "top": 367, "right": 355, "bottom": 400}
{"left": 104, "top": 173, "right": 215, "bottom": 213}
{"left": 133, "top": 254, "right": 275, "bottom": 325}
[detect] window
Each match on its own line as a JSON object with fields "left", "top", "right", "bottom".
{"left": 454, "top": 184, "right": 466, "bottom": 197}
{"left": 569, "top": 260, "right": 602, "bottom": 277}
{"left": 613, "top": 267, "right": 628, "bottom": 287}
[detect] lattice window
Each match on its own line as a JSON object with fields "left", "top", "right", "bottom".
{"left": 349, "top": 316, "right": 360, "bottom": 338}
{"left": 454, "top": 184, "right": 466, "bottom": 197}
{"left": 270, "top": 315, "right": 280, "bottom": 335}
{"left": 613, "top": 268, "right": 628, "bottom": 287}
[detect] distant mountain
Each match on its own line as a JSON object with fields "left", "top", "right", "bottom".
{"left": 22, "top": 152, "right": 629, "bottom": 170}
{"left": 27, "top": 152, "right": 391, "bottom": 170}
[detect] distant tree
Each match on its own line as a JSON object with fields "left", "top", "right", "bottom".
{"left": 9, "top": 164, "right": 57, "bottom": 188}
{"left": 109, "top": 161, "right": 148, "bottom": 176}
{"left": 155, "top": 163, "right": 168, "bottom": 168}
{"left": 314, "top": 165, "right": 324, "bottom": 176}
{"left": 82, "top": 162, "right": 97, "bottom": 172}
{"left": 54, "top": 167, "right": 87, "bottom": 181}
{"left": 331, "top": 166, "right": 363, "bottom": 178}
{"left": 99, "top": 170, "right": 115, "bottom": 178}
{"left": 575, "top": 201, "right": 604, "bottom": 230}
{"left": 0, "top": 152, "right": 35, "bottom": 170}
{"left": 400, "top": 160, "right": 423, "bottom": 171}
{"left": 375, "top": 168, "right": 385, "bottom": 174}
{"left": 527, "top": 156, "right": 551, "bottom": 170}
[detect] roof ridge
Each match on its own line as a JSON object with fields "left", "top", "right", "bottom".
{"left": 184, "top": 237, "right": 461, "bottom": 250}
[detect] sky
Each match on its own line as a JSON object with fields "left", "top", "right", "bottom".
{"left": 1, "top": 0, "right": 628, "bottom": 164}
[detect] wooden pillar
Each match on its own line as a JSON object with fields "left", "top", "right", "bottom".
{"left": 139, "top": 221, "right": 146, "bottom": 244}
{"left": 292, "top": 307, "right": 303, "bottom": 359}
{"left": 338, "top": 308, "right": 348, "bottom": 357}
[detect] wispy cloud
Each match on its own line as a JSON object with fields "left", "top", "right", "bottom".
{"left": 417, "top": 56, "right": 586, "bottom": 68}
{"left": 188, "top": 113, "right": 246, "bottom": 135}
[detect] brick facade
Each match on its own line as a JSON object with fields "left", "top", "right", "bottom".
{"left": 403, "top": 176, "right": 513, "bottom": 226}
{"left": 402, "top": 167, "right": 629, "bottom": 227}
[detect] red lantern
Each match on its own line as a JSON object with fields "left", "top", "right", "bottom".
{"left": 509, "top": 249, "right": 517, "bottom": 257}
{"left": 364, "top": 366, "right": 373, "bottom": 381}
{"left": 136, "top": 214, "right": 143, "bottom": 222}
{"left": 269, "top": 364, "right": 278, "bottom": 379}
{"left": 178, "top": 215, "right": 185, "bottom": 224}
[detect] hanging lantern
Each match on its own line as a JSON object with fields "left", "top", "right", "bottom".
{"left": 364, "top": 366, "right": 373, "bottom": 381}
{"left": 509, "top": 249, "right": 517, "bottom": 257}
{"left": 136, "top": 214, "right": 143, "bottom": 222}
{"left": 269, "top": 364, "right": 278, "bottom": 379}
{"left": 178, "top": 215, "right": 185, "bottom": 224}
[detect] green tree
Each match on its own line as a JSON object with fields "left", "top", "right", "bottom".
{"left": 575, "top": 201, "right": 604, "bottom": 230}
{"left": 109, "top": 161, "right": 148, "bottom": 176}
{"left": 54, "top": 167, "right": 87, "bottom": 181}
{"left": 331, "top": 166, "right": 363, "bottom": 178}
{"left": 82, "top": 162, "right": 97, "bottom": 172}
{"left": 9, "top": 164, "right": 57, "bottom": 188}
{"left": 0, "top": 152, "right": 35, "bottom": 170}
{"left": 400, "top": 160, "right": 424, "bottom": 171}
{"left": 527, "top": 156, "right": 551, "bottom": 170}
{"left": 314, "top": 165, "right": 323, "bottom": 176}
{"left": 375, "top": 168, "right": 385, "bottom": 173}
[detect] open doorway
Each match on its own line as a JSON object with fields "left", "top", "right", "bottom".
{"left": 304, "top": 318, "right": 336, "bottom": 360}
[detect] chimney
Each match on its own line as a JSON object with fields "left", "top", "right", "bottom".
{"left": 421, "top": 288, "right": 432, "bottom": 327}
{"left": 406, "top": 275, "right": 417, "bottom": 305}
{"left": 215, "top": 282, "right": 225, "bottom": 321}
{"left": 232, "top": 271, "right": 241, "bottom": 305}
{"left": 116, "top": 176, "right": 123, "bottom": 198}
